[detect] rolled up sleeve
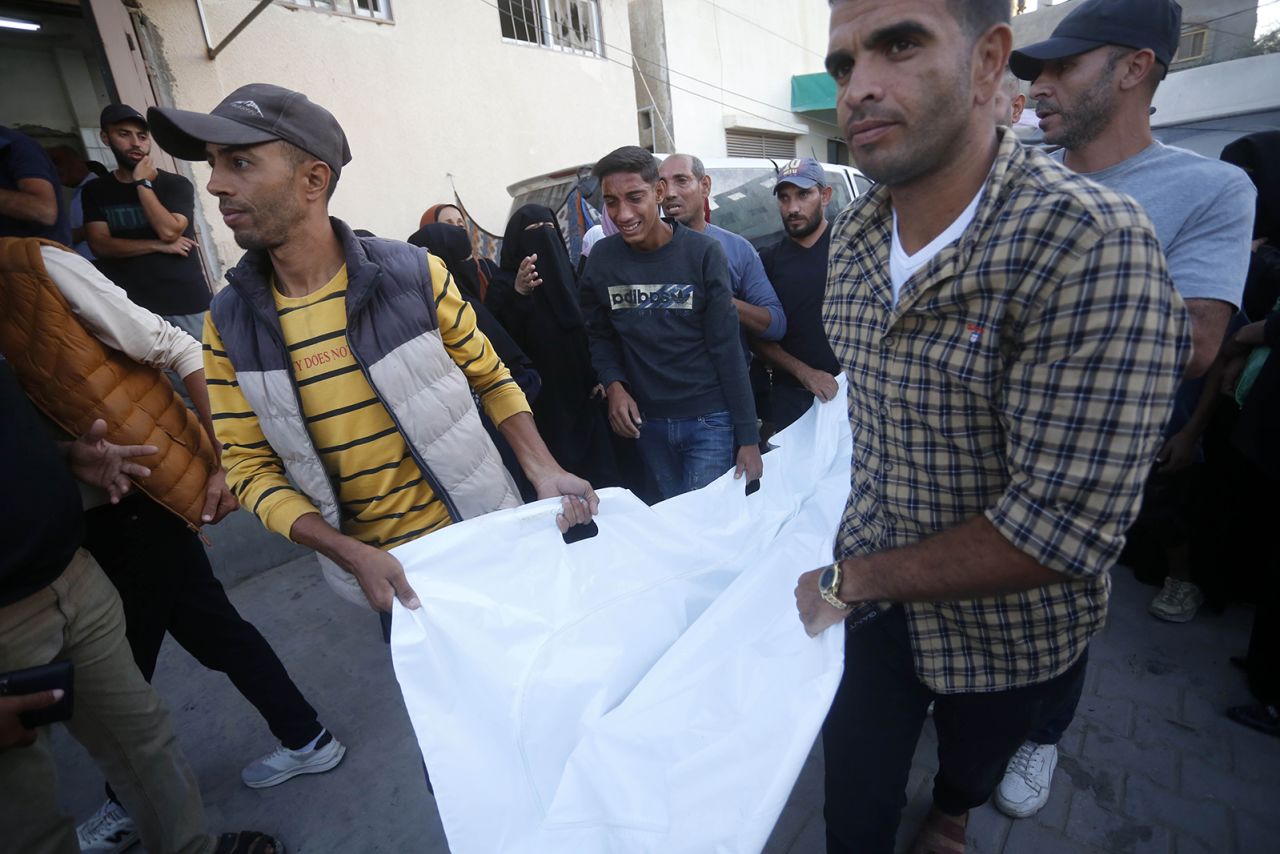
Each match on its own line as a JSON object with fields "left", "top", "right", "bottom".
{"left": 985, "top": 226, "right": 1191, "bottom": 578}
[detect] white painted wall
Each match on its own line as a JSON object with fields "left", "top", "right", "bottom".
{"left": 1151, "top": 52, "right": 1280, "bottom": 125}
{"left": 655, "top": 0, "right": 836, "bottom": 160}
{"left": 134, "top": 0, "right": 639, "bottom": 272}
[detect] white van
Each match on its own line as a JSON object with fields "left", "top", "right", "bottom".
{"left": 506, "top": 156, "right": 873, "bottom": 256}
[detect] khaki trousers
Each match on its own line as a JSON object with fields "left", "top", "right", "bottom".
{"left": 0, "top": 550, "right": 214, "bottom": 854}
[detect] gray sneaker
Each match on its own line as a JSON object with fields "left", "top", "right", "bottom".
{"left": 994, "top": 742, "right": 1057, "bottom": 818}
{"left": 1149, "top": 576, "right": 1203, "bottom": 623}
{"left": 76, "top": 800, "right": 138, "bottom": 853}
{"left": 241, "top": 730, "right": 346, "bottom": 789}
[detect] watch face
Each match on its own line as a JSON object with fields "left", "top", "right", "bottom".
{"left": 819, "top": 567, "right": 836, "bottom": 592}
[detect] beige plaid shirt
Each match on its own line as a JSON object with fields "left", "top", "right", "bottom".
{"left": 824, "top": 131, "right": 1190, "bottom": 693}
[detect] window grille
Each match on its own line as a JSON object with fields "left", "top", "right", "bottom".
{"left": 725, "top": 129, "right": 797, "bottom": 159}
{"left": 499, "top": 0, "right": 602, "bottom": 56}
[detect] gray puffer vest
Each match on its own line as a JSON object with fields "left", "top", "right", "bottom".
{"left": 211, "top": 218, "right": 519, "bottom": 607}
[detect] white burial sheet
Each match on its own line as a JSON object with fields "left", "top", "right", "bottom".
{"left": 389, "top": 378, "right": 851, "bottom": 853}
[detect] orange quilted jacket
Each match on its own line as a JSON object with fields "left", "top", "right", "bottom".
{"left": 0, "top": 237, "right": 216, "bottom": 527}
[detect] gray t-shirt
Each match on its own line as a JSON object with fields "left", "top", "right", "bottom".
{"left": 1056, "top": 142, "right": 1255, "bottom": 307}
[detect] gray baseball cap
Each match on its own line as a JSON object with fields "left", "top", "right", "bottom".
{"left": 774, "top": 158, "right": 825, "bottom": 193}
{"left": 148, "top": 83, "right": 351, "bottom": 177}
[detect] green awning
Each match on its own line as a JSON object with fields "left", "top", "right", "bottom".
{"left": 791, "top": 72, "right": 836, "bottom": 113}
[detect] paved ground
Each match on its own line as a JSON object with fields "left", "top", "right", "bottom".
{"left": 52, "top": 553, "right": 1278, "bottom": 853}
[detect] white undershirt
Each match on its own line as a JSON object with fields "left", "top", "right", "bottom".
{"left": 889, "top": 183, "right": 986, "bottom": 308}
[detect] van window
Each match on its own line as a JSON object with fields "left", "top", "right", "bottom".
{"left": 707, "top": 167, "right": 854, "bottom": 250}
{"left": 508, "top": 164, "right": 867, "bottom": 258}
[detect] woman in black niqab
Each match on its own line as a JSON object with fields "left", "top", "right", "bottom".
{"left": 486, "top": 204, "right": 619, "bottom": 487}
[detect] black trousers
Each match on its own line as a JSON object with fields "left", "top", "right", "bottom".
{"left": 770, "top": 384, "right": 817, "bottom": 433}
{"left": 1026, "top": 648, "right": 1088, "bottom": 745}
{"left": 83, "top": 495, "right": 321, "bottom": 750}
{"left": 1246, "top": 543, "right": 1280, "bottom": 705}
{"left": 822, "top": 607, "right": 1088, "bottom": 854}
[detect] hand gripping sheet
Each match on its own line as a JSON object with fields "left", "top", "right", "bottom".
{"left": 389, "top": 380, "right": 851, "bottom": 853}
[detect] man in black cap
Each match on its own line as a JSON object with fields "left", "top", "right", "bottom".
{"left": 752, "top": 157, "right": 841, "bottom": 433}
{"left": 147, "top": 84, "right": 596, "bottom": 620}
{"left": 997, "top": 0, "right": 1256, "bottom": 820}
{"left": 82, "top": 104, "right": 209, "bottom": 337}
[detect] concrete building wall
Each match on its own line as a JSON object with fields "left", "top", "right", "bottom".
{"left": 638, "top": 0, "right": 837, "bottom": 161}
{"left": 130, "top": 0, "right": 639, "bottom": 273}
{"left": 630, "top": 0, "right": 676, "bottom": 152}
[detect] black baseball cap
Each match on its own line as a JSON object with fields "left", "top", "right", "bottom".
{"left": 147, "top": 83, "right": 351, "bottom": 177}
{"left": 100, "top": 103, "right": 147, "bottom": 129}
{"left": 1009, "top": 0, "right": 1183, "bottom": 82}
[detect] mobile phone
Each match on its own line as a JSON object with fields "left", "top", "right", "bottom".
{"left": 0, "top": 660, "right": 74, "bottom": 728}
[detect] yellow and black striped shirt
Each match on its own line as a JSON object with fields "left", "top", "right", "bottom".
{"left": 204, "top": 256, "right": 530, "bottom": 548}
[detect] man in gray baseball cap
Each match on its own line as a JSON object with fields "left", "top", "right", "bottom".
{"left": 149, "top": 83, "right": 350, "bottom": 188}
{"left": 155, "top": 82, "right": 597, "bottom": 643}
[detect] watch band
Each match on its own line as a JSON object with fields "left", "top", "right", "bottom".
{"left": 133, "top": 178, "right": 153, "bottom": 189}
{"left": 820, "top": 560, "right": 850, "bottom": 611}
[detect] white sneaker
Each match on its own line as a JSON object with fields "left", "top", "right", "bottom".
{"left": 76, "top": 800, "right": 138, "bottom": 853}
{"left": 1148, "top": 576, "right": 1203, "bottom": 623}
{"left": 241, "top": 729, "right": 346, "bottom": 789}
{"left": 994, "top": 742, "right": 1057, "bottom": 818}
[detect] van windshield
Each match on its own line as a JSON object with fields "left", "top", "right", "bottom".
{"left": 704, "top": 166, "right": 853, "bottom": 251}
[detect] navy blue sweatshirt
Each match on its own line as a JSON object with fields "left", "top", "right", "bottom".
{"left": 580, "top": 223, "right": 759, "bottom": 445}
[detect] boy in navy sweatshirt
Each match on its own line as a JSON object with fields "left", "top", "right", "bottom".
{"left": 580, "top": 146, "right": 762, "bottom": 500}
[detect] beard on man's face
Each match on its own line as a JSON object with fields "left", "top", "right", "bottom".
{"left": 784, "top": 206, "right": 824, "bottom": 240}
{"left": 108, "top": 140, "right": 146, "bottom": 172}
{"left": 229, "top": 183, "right": 306, "bottom": 251}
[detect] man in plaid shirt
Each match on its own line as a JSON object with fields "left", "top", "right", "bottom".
{"left": 794, "top": 2, "right": 1190, "bottom": 852}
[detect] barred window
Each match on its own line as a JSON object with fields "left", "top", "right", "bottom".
{"left": 499, "top": 0, "right": 603, "bottom": 57}
{"left": 282, "top": 1, "right": 392, "bottom": 22}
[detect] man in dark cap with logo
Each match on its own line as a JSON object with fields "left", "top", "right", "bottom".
{"left": 995, "top": 0, "right": 1256, "bottom": 819}
{"left": 753, "top": 157, "right": 841, "bottom": 433}
{"left": 147, "top": 84, "right": 597, "bottom": 622}
{"left": 82, "top": 104, "right": 209, "bottom": 338}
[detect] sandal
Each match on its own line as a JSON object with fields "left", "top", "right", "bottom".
{"left": 213, "top": 831, "right": 284, "bottom": 854}
{"left": 909, "top": 807, "right": 967, "bottom": 854}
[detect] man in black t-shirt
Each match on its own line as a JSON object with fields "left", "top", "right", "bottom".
{"left": 753, "top": 158, "right": 841, "bottom": 432}
{"left": 82, "top": 104, "right": 209, "bottom": 331}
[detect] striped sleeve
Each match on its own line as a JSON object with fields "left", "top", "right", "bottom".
{"left": 202, "top": 312, "right": 319, "bottom": 539}
{"left": 427, "top": 254, "right": 531, "bottom": 425}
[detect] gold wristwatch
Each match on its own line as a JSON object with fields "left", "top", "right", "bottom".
{"left": 819, "top": 560, "right": 850, "bottom": 611}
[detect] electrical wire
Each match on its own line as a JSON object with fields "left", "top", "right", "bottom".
{"left": 481, "top": 0, "right": 840, "bottom": 133}
{"left": 482, "top": 0, "right": 1280, "bottom": 145}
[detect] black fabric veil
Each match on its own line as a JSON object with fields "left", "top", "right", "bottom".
{"left": 497, "top": 204, "right": 584, "bottom": 330}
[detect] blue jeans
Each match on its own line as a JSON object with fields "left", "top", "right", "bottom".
{"left": 635, "top": 411, "right": 735, "bottom": 501}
